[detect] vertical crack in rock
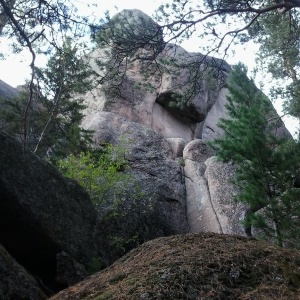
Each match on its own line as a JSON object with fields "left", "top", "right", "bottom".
{"left": 204, "top": 176, "right": 224, "bottom": 234}
{"left": 184, "top": 158, "right": 222, "bottom": 233}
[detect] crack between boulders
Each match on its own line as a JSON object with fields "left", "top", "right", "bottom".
{"left": 204, "top": 176, "right": 224, "bottom": 234}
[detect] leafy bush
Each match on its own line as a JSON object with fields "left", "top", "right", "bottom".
{"left": 57, "top": 142, "right": 129, "bottom": 206}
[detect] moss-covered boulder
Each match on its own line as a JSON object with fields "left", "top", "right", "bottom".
{"left": 51, "top": 232, "right": 300, "bottom": 299}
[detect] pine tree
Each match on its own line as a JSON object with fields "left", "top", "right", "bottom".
{"left": 212, "top": 63, "right": 300, "bottom": 247}
{"left": 0, "top": 38, "right": 94, "bottom": 161}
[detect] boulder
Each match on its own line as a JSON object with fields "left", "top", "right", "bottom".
{"left": 0, "top": 244, "right": 47, "bottom": 300}
{"left": 183, "top": 142, "right": 244, "bottom": 235}
{"left": 84, "top": 20, "right": 230, "bottom": 142}
{"left": 83, "top": 112, "right": 189, "bottom": 263}
{"left": 184, "top": 158, "right": 222, "bottom": 233}
{"left": 166, "top": 138, "right": 187, "bottom": 158}
{"left": 0, "top": 132, "right": 97, "bottom": 291}
{"left": 205, "top": 157, "right": 245, "bottom": 235}
{"left": 50, "top": 233, "right": 300, "bottom": 300}
{"left": 55, "top": 252, "right": 87, "bottom": 288}
{"left": 183, "top": 139, "right": 214, "bottom": 162}
{"left": 183, "top": 140, "right": 221, "bottom": 232}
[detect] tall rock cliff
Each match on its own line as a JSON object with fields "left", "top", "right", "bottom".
{"left": 81, "top": 9, "right": 291, "bottom": 238}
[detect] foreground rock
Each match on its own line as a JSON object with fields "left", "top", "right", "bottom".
{"left": 0, "top": 132, "right": 97, "bottom": 292}
{"left": 51, "top": 232, "right": 300, "bottom": 300}
{"left": 0, "top": 244, "right": 47, "bottom": 300}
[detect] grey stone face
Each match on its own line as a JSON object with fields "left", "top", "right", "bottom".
{"left": 0, "top": 79, "right": 17, "bottom": 99}
{"left": 81, "top": 9, "right": 292, "bottom": 241}
{"left": 0, "top": 244, "right": 47, "bottom": 300}
{"left": 0, "top": 132, "right": 97, "bottom": 290}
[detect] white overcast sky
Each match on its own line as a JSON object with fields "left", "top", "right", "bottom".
{"left": 0, "top": 0, "right": 298, "bottom": 135}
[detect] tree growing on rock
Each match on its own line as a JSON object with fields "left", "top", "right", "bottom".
{"left": 212, "top": 63, "right": 300, "bottom": 247}
{"left": 88, "top": 1, "right": 300, "bottom": 127}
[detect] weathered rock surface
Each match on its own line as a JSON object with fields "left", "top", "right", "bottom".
{"left": 0, "top": 79, "right": 17, "bottom": 99}
{"left": 81, "top": 9, "right": 292, "bottom": 240}
{"left": 55, "top": 252, "right": 87, "bottom": 288}
{"left": 83, "top": 25, "right": 231, "bottom": 141}
{"left": 0, "top": 244, "right": 47, "bottom": 300}
{"left": 183, "top": 140, "right": 221, "bottom": 233}
{"left": 0, "top": 9, "right": 295, "bottom": 298}
{"left": 0, "top": 132, "right": 97, "bottom": 291}
{"left": 83, "top": 112, "right": 189, "bottom": 264}
{"left": 50, "top": 233, "right": 300, "bottom": 300}
{"left": 182, "top": 139, "right": 245, "bottom": 235}
{"left": 201, "top": 87, "right": 229, "bottom": 141}
{"left": 166, "top": 137, "right": 187, "bottom": 158}
{"left": 205, "top": 157, "right": 245, "bottom": 235}
{"left": 184, "top": 158, "right": 222, "bottom": 233}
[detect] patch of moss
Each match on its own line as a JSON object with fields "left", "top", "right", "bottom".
{"left": 92, "top": 290, "right": 115, "bottom": 300}
{"left": 50, "top": 233, "right": 300, "bottom": 300}
{"left": 108, "top": 272, "right": 127, "bottom": 283}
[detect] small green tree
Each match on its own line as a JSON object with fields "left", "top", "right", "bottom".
{"left": 57, "top": 142, "right": 130, "bottom": 206}
{"left": 0, "top": 38, "right": 94, "bottom": 161}
{"left": 212, "top": 63, "right": 300, "bottom": 247}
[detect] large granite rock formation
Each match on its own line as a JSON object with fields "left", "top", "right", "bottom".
{"left": 80, "top": 9, "right": 291, "bottom": 240}
{"left": 0, "top": 132, "right": 97, "bottom": 294}
{"left": 87, "top": 111, "right": 189, "bottom": 264}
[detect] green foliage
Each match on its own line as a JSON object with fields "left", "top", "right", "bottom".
{"left": 58, "top": 141, "right": 161, "bottom": 261}
{"left": 57, "top": 142, "right": 129, "bottom": 205}
{"left": 85, "top": 257, "right": 105, "bottom": 275}
{"left": 251, "top": 8, "right": 300, "bottom": 119}
{"left": 211, "top": 64, "right": 300, "bottom": 247}
{"left": 0, "top": 38, "right": 94, "bottom": 161}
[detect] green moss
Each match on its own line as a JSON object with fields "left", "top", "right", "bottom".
{"left": 92, "top": 290, "right": 115, "bottom": 300}
{"left": 108, "top": 272, "right": 127, "bottom": 283}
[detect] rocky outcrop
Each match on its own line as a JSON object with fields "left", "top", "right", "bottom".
{"left": 0, "top": 244, "right": 47, "bottom": 300}
{"left": 0, "top": 132, "right": 97, "bottom": 292}
{"left": 183, "top": 141, "right": 245, "bottom": 235}
{"left": 83, "top": 12, "right": 232, "bottom": 142}
{"left": 0, "top": 9, "right": 295, "bottom": 298}
{"left": 183, "top": 140, "right": 221, "bottom": 233}
{"left": 84, "top": 111, "right": 189, "bottom": 264}
{"left": 50, "top": 232, "right": 300, "bottom": 300}
{"left": 205, "top": 157, "right": 245, "bottom": 235}
{"left": 80, "top": 9, "right": 292, "bottom": 240}
{"left": 0, "top": 79, "right": 17, "bottom": 99}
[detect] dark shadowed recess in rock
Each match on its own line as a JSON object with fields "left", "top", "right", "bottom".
{"left": 156, "top": 91, "right": 205, "bottom": 123}
{"left": 0, "top": 180, "right": 61, "bottom": 290}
